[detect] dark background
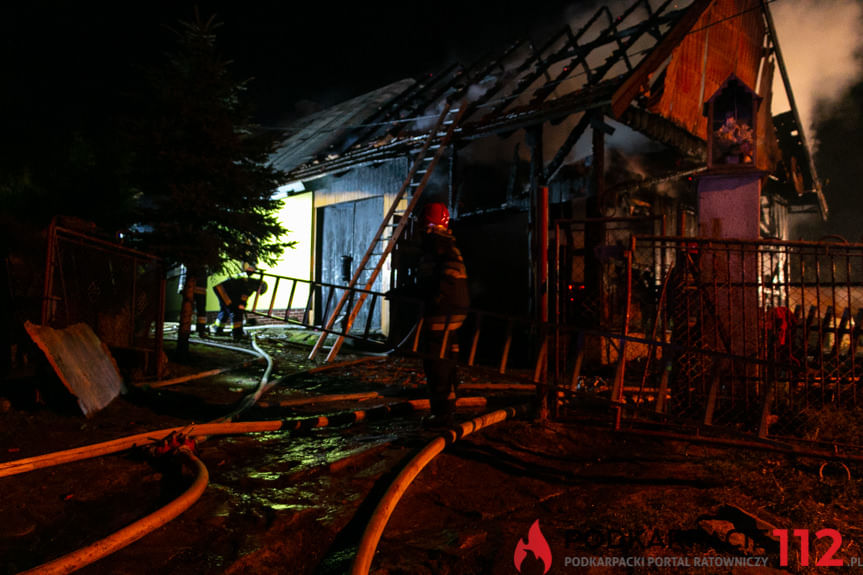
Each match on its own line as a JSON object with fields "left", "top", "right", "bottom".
{"left": 3, "top": 0, "right": 861, "bottom": 241}
{"left": 1, "top": 1, "right": 580, "bottom": 125}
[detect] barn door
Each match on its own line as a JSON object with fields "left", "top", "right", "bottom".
{"left": 318, "top": 196, "right": 383, "bottom": 334}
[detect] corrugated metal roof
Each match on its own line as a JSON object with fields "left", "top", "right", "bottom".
{"left": 269, "top": 79, "right": 416, "bottom": 174}
{"left": 24, "top": 321, "right": 124, "bottom": 417}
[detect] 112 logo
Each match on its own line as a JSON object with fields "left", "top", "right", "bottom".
{"left": 773, "top": 529, "right": 843, "bottom": 567}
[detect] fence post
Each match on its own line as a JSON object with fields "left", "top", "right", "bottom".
{"left": 611, "top": 245, "right": 633, "bottom": 403}
{"left": 703, "top": 361, "right": 721, "bottom": 426}
{"left": 534, "top": 329, "right": 550, "bottom": 421}
{"left": 759, "top": 336, "right": 777, "bottom": 438}
{"left": 656, "top": 358, "right": 671, "bottom": 414}
{"left": 499, "top": 320, "right": 513, "bottom": 374}
{"left": 570, "top": 330, "right": 585, "bottom": 390}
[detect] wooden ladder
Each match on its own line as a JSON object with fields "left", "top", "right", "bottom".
{"left": 308, "top": 101, "right": 465, "bottom": 362}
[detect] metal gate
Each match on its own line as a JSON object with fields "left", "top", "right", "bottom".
{"left": 42, "top": 223, "right": 165, "bottom": 378}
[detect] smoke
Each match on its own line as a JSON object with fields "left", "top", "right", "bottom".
{"left": 770, "top": 0, "right": 863, "bottom": 148}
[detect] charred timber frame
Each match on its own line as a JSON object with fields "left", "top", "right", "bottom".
{"left": 286, "top": 0, "right": 703, "bottom": 184}
{"left": 611, "top": 0, "right": 712, "bottom": 118}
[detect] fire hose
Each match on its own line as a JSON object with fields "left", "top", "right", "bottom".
{"left": 3, "top": 396, "right": 494, "bottom": 573}
{"left": 3, "top": 324, "right": 514, "bottom": 574}
{"left": 351, "top": 403, "right": 530, "bottom": 575}
{"left": 3, "top": 400, "right": 495, "bottom": 574}
{"left": 0, "top": 397, "right": 490, "bottom": 480}
{"left": 145, "top": 337, "right": 268, "bottom": 389}
{"left": 17, "top": 447, "right": 208, "bottom": 575}
{"left": 2, "top": 335, "right": 377, "bottom": 574}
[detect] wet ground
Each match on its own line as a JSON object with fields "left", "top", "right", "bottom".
{"left": 3, "top": 326, "right": 863, "bottom": 574}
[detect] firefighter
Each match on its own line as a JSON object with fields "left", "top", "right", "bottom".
{"left": 416, "top": 201, "right": 470, "bottom": 425}
{"left": 212, "top": 266, "right": 268, "bottom": 341}
{"left": 193, "top": 271, "right": 210, "bottom": 337}
{"left": 178, "top": 266, "right": 211, "bottom": 337}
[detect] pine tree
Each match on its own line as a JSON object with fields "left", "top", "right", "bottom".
{"left": 128, "top": 12, "right": 292, "bottom": 357}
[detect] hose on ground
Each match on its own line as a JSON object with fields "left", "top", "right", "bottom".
{"left": 144, "top": 358, "right": 265, "bottom": 389}
{"left": 4, "top": 396, "right": 502, "bottom": 574}
{"left": 351, "top": 403, "right": 530, "bottom": 575}
{"left": 3, "top": 328, "right": 395, "bottom": 574}
{"left": 0, "top": 421, "right": 284, "bottom": 479}
{"left": 0, "top": 397, "right": 489, "bottom": 479}
{"left": 213, "top": 334, "right": 276, "bottom": 422}
{"left": 17, "top": 447, "right": 208, "bottom": 575}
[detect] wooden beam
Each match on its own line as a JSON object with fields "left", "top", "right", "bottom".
{"left": 544, "top": 113, "right": 591, "bottom": 183}
{"left": 610, "top": 0, "right": 713, "bottom": 119}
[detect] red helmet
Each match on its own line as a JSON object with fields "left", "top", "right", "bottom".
{"left": 422, "top": 202, "right": 450, "bottom": 229}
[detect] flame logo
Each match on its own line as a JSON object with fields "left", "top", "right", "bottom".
{"left": 514, "top": 519, "right": 552, "bottom": 574}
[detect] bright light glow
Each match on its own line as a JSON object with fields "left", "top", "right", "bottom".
{"left": 770, "top": 0, "right": 863, "bottom": 143}
{"left": 274, "top": 180, "right": 306, "bottom": 199}
{"left": 206, "top": 192, "right": 313, "bottom": 313}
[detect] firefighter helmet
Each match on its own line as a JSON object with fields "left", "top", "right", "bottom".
{"left": 422, "top": 202, "right": 450, "bottom": 229}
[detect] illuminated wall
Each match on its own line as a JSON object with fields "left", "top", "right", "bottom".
{"left": 211, "top": 191, "right": 313, "bottom": 314}
{"left": 166, "top": 192, "right": 313, "bottom": 320}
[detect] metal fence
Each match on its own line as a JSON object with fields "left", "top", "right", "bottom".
{"left": 42, "top": 224, "right": 165, "bottom": 378}
{"left": 602, "top": 236, "right": 863, "bottom": 438}
{"left": 259, "top": 227, "right": 863, "bottom": 443}
{"left": 550, "top": 217, "right": 666, "bottom": 386}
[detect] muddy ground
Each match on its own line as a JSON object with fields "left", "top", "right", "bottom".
{"left": 2, "top": 327, "right": 863, "bottom": 574}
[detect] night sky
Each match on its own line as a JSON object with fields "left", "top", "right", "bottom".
{"left": 4, "top": 1, "right": 582, "bottom": 124}
{"left": 194, "top": 0, "right": 583, "bottom": 124}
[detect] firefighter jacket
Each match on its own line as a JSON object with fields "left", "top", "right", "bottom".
{"left": 418, "top": 227, "right": 469, "bottom": 330}
{"left": 214, "top": 276, "right": 264, "bottom": 310}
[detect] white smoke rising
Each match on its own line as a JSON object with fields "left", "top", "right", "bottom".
{"left": 770, "top": 0, "right": 863, "bottom": 146}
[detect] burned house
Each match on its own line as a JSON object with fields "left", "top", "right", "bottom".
{"left": 268, "top": 0, "right": 822, "bottom": 355}
{"left": 258, "top": 0, "right": 853, "bottom": 438}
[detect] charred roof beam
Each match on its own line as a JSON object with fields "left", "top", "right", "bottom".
{"left": 381, "top": 62, "right": 465, "bottom": 140}
{"left": 592, "top": 0, "right": 675, "bottom": 81}
{"left": 445, "top": 41, "right": 527, "bottom": 118}
{"left": 527, "top": 6, "right": 610, "bottom": 107}
{"left": 459, "top": 38, "right": 533, "bottom": 124}
{"left": 619, "top": 105, "right": 706, "bottom": 159}
{"left": 334, "top": 79, "right": 426, "bottom": 155}
{"left": 388, "top": 50, "right": 509, "bottom": 141}
{"left": 544, "top": 112, "right": 592, "bottom": 183}
{"left": 288, "top": 80, "right": 620, "bottom": 182}
{"left": 552, "top": 3, "right": 687, "bottom": 63}
{"left": 530, "top": 0, "right": 678, "bottom": 110}
{"left": 461, "top": 80, "right": 618, "bottom": 141}
{"left": 483, "top": 24, "right": 586, "bottom": 119}
{"left": 611, "top": 0, "right": 712, "bottom": 118}
{"left": 641, "top": 0, "right": 666, "bottom": 42}
{"left": 606, "top": 0, "right": 646, "bottom": 73}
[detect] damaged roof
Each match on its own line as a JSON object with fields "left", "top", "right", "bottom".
{"left": 269, "top": 79, "right": 416, "bottom": 176}
{"left": 270, "top": 0, "right": 825, "bottom": 217}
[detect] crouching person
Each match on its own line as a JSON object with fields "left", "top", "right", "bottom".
{"left": 212, "top": 268, "right": 267, "bottom": 341}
